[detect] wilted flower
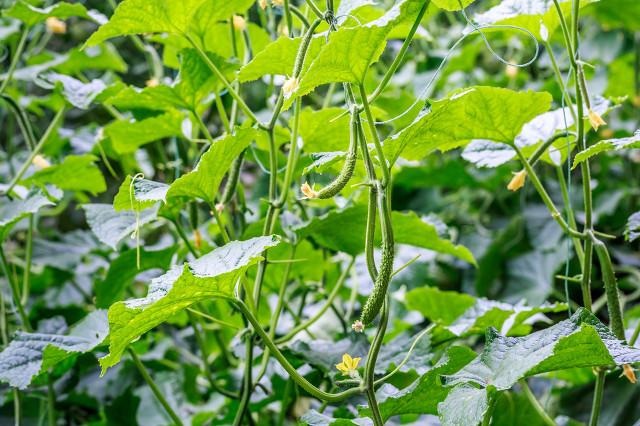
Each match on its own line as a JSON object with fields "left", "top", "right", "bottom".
{"left": 335, "top": 353, "right": 361, "bottom": 377}
{"left": 588, "top": 109, "right": 606, "bottom": 130}
{"left": 507, "top": 170, "right": 527, "bottom": 192}
{"left": 46, "top": 17, "right": 66, "bottom": 34}
{"left": 301, "top": 182, "right": 318, "bottom": 199}
{"left": 623, "top": 364, "right": 637, "bottom": 384}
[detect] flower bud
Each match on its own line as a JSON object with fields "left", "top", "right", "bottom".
{"left": 233, "top": 15, "right": 246, "bottom": 31}
{"left": 301, "top": 182, "right": 318, "bottom": 199}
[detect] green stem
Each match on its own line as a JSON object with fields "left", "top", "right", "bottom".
{"left": 0, "top": 27, "right": 29, "bottom": 95}
{"left": 2, "top": 106, "right": 65, "bottom": 196}
{"left": 304, "top": 0, "right": 324, "bottom": 19}
{"left": 13, "top": 389, "right": 21, "bottom": 426}
{"left": 519, "top": 379, "right": 557, "bottom": 426}
{"left": 364, "top": 297, "right": 389, "bottom": 426}
{"left": 283, "top": 0, "right": 294, "bottom": 37}
{"left": 359, "top": 84, "right": 390, "bottom": 187}
{"left": 129, "top": 348, "right": 184, "bottom": 426}
{"left": 21, "top": 214, "right": 33, "bottom": 306}
{"left": 47, "top": 374, "right": 56, "bottom": 426}
{"left": 513, "top": 145, "right": 584, "bottom": 239}
{"left": 234, "top": 299, "right": 364, "bottom": 402}
{"left": 544, "top": 41, "right": 577, "bottom": 123}
{"left": 0, "top": 244, "right": 31, "bottom": 332}
{"left": 555, "top": 167, "right": 585, "bottom": 268}
{"left": 588, "top": 369, "right": 605, "bottom": 426}
{"left": 185, "top": 34, "right": 260, "bottom": 125}
{"left": 368, "top": 0, "right": 430, "bottom": 104}
{"left": 591, "top": 234, "right": 625, "bottom": 340}
{"left": 276, "top": 98, "right": 302, "bottom": 207}
{"left": 275, "top": 257, "right": 354, "bottom": 344}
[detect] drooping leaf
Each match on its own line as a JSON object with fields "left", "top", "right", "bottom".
{"left": 166, "top": 128, "right": 257, "bottom": 203}
{"left": 113, "top": 176, "right": 170, "bottom": 212}
{"left": 0, "top": 191, "right": 55, "bottom": 240}
{"left": 625, "top": 211, "right": 640, "bottom": 242}
{"left": 99, "top": 235, "right": 281, "bottom": 372}
{"left": 39, "top": 72, "right": 108, "bottom": 110}
{"left": 95, "top": 246, "right": 176, "bottom": 308}
{"left": 82, "top": 203, "right": 158, "bottom": 250}
{"left": 446, "top": 308, "right": 640, "bottom": 391}
{"left": 0, "top": 310, "right": 109, "bottom": 389}
{"left": 23, "top": 155, "right": 106, "bottom": 195}
{"left": 3, "top": 0, "right": 95, "bottom": 27}
{"left": 384, "top": 87, "right": 552, "bottom": 162}
{"left": 296, "top": 206, "right": 476, "bottom": 265}
{"left": 104, "top": 111, "right": 187, "bottom": 154}
{"left": 572, "top": 130, "right": 640, "bottom": 168}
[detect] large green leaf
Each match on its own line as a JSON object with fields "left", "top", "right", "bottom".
{"left": 0, "top": 310, "right": 108, "bottom": 389}
{"left": 572, "top": 130, "right": 640, "bottom": 168}
{"left": 591, "top": 0, "right": 640, "bottom": 30}
{"left": 360, "top": 346, "right": 477, "bottom": 421}
{"left": 446, "top": 308, "right": 640, "bottom": 391}
{"left": 433, "top": 0, "right": 476, "bottom": 11}
{"left": 296, "top": 205, "right": 476, "bottom": 264}
{"left": 99, "top": 235, "right": 280, "bottom": 372}
{"left": 85, "top": 0, "right": 209, "bottom": 46}
{"left": 104, "top": 111, "right": 186, "bottom": 154}
{"left": 3, "top": 0, "right": 96, "bottom": 27}
{"left": 82, "top": 203, "right": 158, "bottom": 250}
{"left": 297, "top": 107, "right": 352, "bottom": 153}
{"left": 40, "top": 72, "right": 108, "bottom": 110}
{"left": 23, "top": 155, "right": 106, "bottom": 195}
{"left": 166, "top": 128, "right": 257, "bottom": 204}
{"left": 383, "top": 87, "right": 552, "bottom": 162}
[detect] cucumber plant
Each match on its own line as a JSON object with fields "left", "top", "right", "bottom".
{"left": 0, "top": 0, "right": 639, "bottom": 425}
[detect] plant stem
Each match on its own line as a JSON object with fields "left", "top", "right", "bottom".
{"left": 359, "top": 84, "right": 390, "bottom": 187}
{"left": 47, "top": 374, "right": 56, "bottom": 426}
{"left": 556, "top": 166, "right": 585, "bottom": 268}
{"left": 185, "top": 34, "right": 260, "bottom": 125}
{"left": 588, "top": 369, "right": 605, "bottom": 426}
{"left": 21, "top": 214, "right": 33, "bottom": 306}
{"left": 276, "top": 257, "right": 354, "bottom": 344}
{"left": 129, "top": 348, "right": 184, "bottom": 426}
{"left": 364, "top": 297, "right": 389, "bottom": 426}
{"left": 368, "top": 0, "right": 430, "bottom": 104}
{"left": 0, "top": 27, "right": 29, "bottom": 95}
{"left": 519, "top": 379, "right": 557, "bottom": 426}
{"left": 591, "top": 235, "right": 625, "bottom": 340}
{"left": 234, "top": 299, "right": 364, "bottom": 402}
{"left": 0, "top": 244, "right": 31, "bottom": 332}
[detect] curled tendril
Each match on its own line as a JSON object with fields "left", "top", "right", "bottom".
{"left": 372, "top": 10, "right": 541, "bottom": 125}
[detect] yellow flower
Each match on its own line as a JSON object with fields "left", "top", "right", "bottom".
{"left": 507, "top": 170, "right": 527, "bottom": 192}
{"left": 258, "top": 0, "right": 268, "bottom": 10}
{"left": 32, "top": 155, "right": 51, "bottom": 169}
{"left": 505, "top": 64, "right": 518, "bottom": 79}
{"left": 146, "top": 78, "right": 160, "bottom": 87}
{"left": 233, "top": 15, "right": 246, "bottom": 31}
{"left": 301, "top": 182, "right": 318, "bottom": 199}
{"left": 623, "top": 364, "right": 637, "bottom": 384}
{"left": 588, "top": 109, "right": 606, "bottom": 131}
{"left": 46, "top": 17, "right": 66, "bottom": 34}
{"left": 335, "top": 353, "right": 361, "bottom": 377}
